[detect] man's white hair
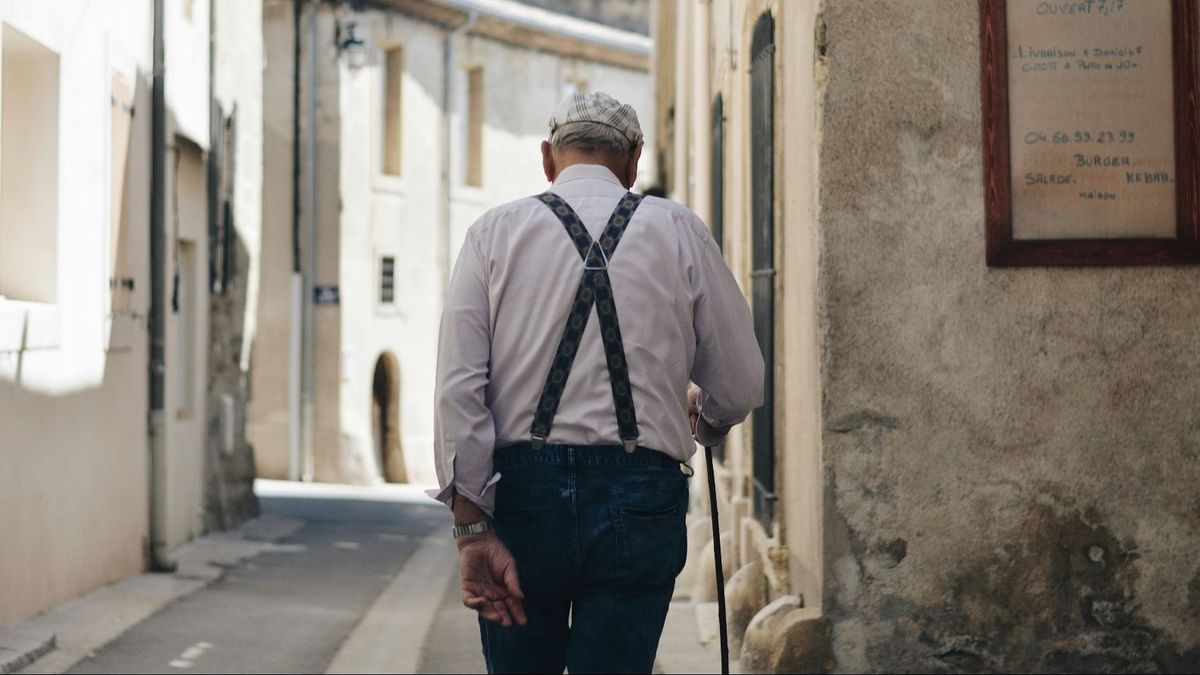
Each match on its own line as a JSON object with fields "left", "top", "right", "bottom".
{"left": 550, "top": 121, "right": 636, "bottom": 157}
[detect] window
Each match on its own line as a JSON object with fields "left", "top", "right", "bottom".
{"left": 209, "top": 103, "right": 236, "bottom": 294}
{"left": 382, "top": 46, "right": 403, "bottom": 177}
{"left": 749, "top": 11, "right": 776, "bottom": 527}
{"left": 465, "top": 66, "right": 484, "bottom": 187}
{"left": 711, "top": 94, "right": 725, "bottom": 253}
{"left": 379, "top": 255, "right": 395, "bottom": 304}
{"left": 0, "top": 25, "right": 59, "bottom": 304}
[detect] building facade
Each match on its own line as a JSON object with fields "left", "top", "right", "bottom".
{"left": 0, "top": 0, "right": 261, "bottom": 625}
{"left": 658, "top": 0, "right": 1200, "bottom": 672}
{"left": 250, "top": 0, "right": 654, "bottom": 487}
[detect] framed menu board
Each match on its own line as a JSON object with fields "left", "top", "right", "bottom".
{"left": 981, "top": 0, "right": 1200, "bottom": 266}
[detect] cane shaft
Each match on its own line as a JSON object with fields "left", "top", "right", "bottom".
{"left": 705, "top": 445, "right": 730, "bottom": 675}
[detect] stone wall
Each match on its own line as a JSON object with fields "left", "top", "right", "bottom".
{"left": 201, "top": 0, "right": 263, "bottom": 531}
{"left": 818, "top": 1, "right": 1200, "bottom": 670}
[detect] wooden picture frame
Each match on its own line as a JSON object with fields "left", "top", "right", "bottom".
{"left": 981, "top": 0, "right": 1200, "bottom": 266}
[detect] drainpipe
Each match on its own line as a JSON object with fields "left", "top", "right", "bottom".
{"left": 300, "top": 0, "right": 320, "bottom": 482}
{"left": 287, "top": 0, "right": 304, "bottom": 481}
{"left": 440, "top": 9, "right": 477, "bottom": 295}
{"left": 147, "top": 0, "right": 176, "bottom": 572}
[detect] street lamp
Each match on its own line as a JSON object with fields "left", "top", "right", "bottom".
{"left": 336, "top": 21, "right": 369, "bottom": 70}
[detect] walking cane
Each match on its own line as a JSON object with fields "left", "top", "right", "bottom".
{"left": 703, "top": 445, "right": 730, "bottom": 675}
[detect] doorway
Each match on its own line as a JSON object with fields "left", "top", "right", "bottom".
{"left": 371, "top": 352, "right": 407, "bottom": 483}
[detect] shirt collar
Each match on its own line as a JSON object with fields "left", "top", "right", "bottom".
{"left": 552, "top": 163, "right": 623, "bottom": 188}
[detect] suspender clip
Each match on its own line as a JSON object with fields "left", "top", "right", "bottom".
{"left": 531, "top": 435, "right": 546, "bottom": 450}
{"left": 583, "top": 241, "right": 609, "bottom": 271}
{"left": 622, "top": 438, "right": 638, "bottom": 454}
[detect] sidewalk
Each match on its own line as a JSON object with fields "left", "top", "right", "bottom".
{"left": 330, "top": 530, "right": 728, "bottom": 674}
{"left": 1, "top": 512, "right": 304, "bottom": 674}
{"left": 656, "top": 601, "right": 729, "bottom": 674}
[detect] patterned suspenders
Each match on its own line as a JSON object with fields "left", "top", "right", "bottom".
{"left": 530, "top": 191, "right": 644, "bottom": 453}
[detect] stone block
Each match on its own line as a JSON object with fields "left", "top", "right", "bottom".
{"left": 674, "top": 516, "right": 715, "bottom": 599}
{"left": 741, "top": 599, "right": 833, "bottom": 674}
{"left": 689, "top": 532, "right": 734, "bottom": 603}
{"left": 724, "top": 561, "right": 766, "bottom": 658}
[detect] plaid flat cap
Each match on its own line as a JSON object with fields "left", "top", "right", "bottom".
{"left": 549, "top": 91, "right": 643, "bottom": 147}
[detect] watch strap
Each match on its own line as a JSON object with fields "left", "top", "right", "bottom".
{"left": 452, "top": 520, "right": 492, "bottom": 539}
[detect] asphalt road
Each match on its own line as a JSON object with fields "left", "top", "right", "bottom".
{"left": 66, "top": 492, "right": 447, "bottom": 674}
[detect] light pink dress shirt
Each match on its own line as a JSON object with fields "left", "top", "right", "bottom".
{"left": 430, "top": 164, "right": 764, "bottom": 514}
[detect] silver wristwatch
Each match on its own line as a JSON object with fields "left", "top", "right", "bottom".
{"left": 452, "top": 520, "right": 492, "bottom": 539}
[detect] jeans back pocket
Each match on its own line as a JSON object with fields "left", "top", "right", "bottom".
{"left": 610, "top": 496, "right": 687, "bottom": 590}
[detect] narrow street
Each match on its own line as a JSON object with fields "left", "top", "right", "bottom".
{"left": 56, "top": 484, "right": 485, "bottom": 674}
{"left": 8, "top": 1, "right": 1200, "bottom": 671}
{"left": 10, "top": 481, "right": 718, "bottom": 674}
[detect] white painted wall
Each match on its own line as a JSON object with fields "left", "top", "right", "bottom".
{"left": 166, "top": 0, "right": 210, "bottom": 152}
{"left": 338, "top": 10, "right": 656, "bottom": 487}
{"left": 0, "top": 0, "right": 152, "bottom": 625}
{"left": 338, "top": 12, "right": 448, "bottom": 486}
{"left": 0, "top": 0, "right": 221, "bottom": 623}
{"left": 162, "top": 0, "right": 211, "bottom": 554}
{"left": 164, "top": 140, "right": 209, "bottom": 550}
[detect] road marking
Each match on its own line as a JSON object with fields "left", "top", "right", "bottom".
{"left": 266, "top": 543, "right": 308, "bottom": 554}
{"left": 334, "top": 541, "right": 360, "bottom": 551}
{"left": 169, "top": 641, "right": 213, "bottom": 669}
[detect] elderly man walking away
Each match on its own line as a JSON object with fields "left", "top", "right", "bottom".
{"left": 431, "top": 91, "right": 764, "bottom": 674}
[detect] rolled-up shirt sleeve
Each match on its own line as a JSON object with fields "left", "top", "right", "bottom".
{"left": 683, "top": 211, "right": 765, "bottom": 432}
{"left": 428, "top": 229, "right": 500, "bottom": 515}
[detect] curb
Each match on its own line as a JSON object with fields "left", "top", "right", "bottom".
{"left": 325, "top": 536, "right": 458, "bottom": 674}
{"left": 0, "top": 629, "right": 55, "bottom": 674}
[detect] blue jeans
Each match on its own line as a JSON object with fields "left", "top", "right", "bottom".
{"left": 479, "top": 443, "right": 690, "bottom": 674}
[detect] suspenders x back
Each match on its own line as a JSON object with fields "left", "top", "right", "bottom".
{"left": 531, "top": 191, "right": 643, "bottom": 453}
{"left": 532, "top": 191, "right": 732, "bottom": 674}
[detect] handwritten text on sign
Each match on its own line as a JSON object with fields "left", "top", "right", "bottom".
{"left": 1008, "top": 0, "right": 1176, "bottom": 240}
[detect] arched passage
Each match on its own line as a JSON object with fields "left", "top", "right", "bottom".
{"left": 371, "top": 352, "right": 407, "bottom": 483}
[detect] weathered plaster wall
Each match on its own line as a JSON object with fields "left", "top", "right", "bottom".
{"left": 775, "top": 0, "right": 823, "bottom": 611}
{"left": 250, "top": 4, "right": 347, "bottom": 484}
{"left": 204, "top": 0, "right": 263, "bottom": 530}
{"left": 310, "top": 6, "right": 346, "bottom": 484}
{"left": 247, "top": 0, "right": 296, "bottom": 480}
{"left": 818, "top": 1, "right": 1200, "bottom": 671}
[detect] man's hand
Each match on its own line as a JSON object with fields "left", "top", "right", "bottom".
{"left": 687, "top": 383, "right": 732, "bottom": 446}
{"left": 687, "top": 383, "right": 702, "bottom": 438}
{"left": 458, "top": 532, "right": 527, "bottom": 628}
